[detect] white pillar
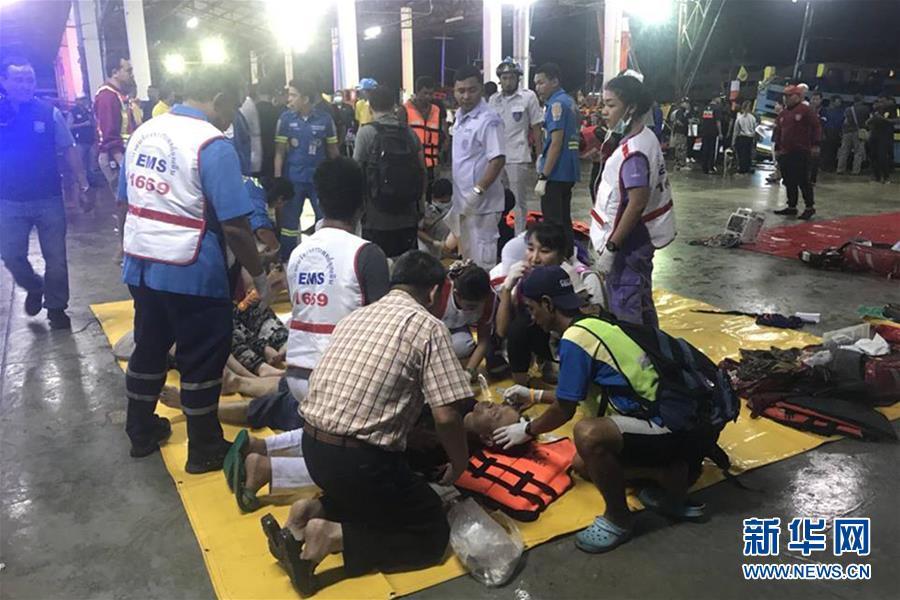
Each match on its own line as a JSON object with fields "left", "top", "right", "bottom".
{"left": 250, "top": 50, "right": 259, "bottom": 85}
{"left": 75, "top": 0, "right": 103, "bottom": 95}
{"left": 284, "top": 50, "right": 294, "bottom": 85}
{"left": 336, "top": 0, "right": 359, "bottom": 89}
{"left": 482, "top": 0, "right": 502, "bottom": 83}
{"left": 512, "top": 4, "right": 531, "bottom": 87}
{"left": 602, "top": 0, "right": 625, "bottom": 85}
{"left": 122, "top": 0, "right": 151, "bottom": 98}
{"left": 400, "top": 6, "right": 414, "bottom": 100}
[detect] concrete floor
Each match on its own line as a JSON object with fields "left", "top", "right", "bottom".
{"left": 1, "top": 165, "right": 898, "bottom": 599}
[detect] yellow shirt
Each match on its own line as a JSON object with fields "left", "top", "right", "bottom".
{"left": 355, "top": 99, "right": 372, "bottom": 126}
{"left": 152, "top": 100, "right": 172, "bottom": 118}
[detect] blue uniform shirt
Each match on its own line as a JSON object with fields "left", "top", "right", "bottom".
{"left": 119, "top": 104, "right": 252, "bottom": 299}
{"left": 275, "top": 107, "right": 337, "bottom": 183}
{"left": 539, "top": 88, "right": 581, "bottom": 182}
{"left": 244, "top": 176, "right": 274, "bottom": 232}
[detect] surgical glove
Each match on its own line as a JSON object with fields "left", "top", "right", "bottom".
{"left": 534, "top": 179, "right": 547, "bottom": 197}
{"left": 502, "top": 260, "right": 528, "bottom": 290}
{"left": 503, "top": 384, "right": 543, "bottom": 410}
{"left": 252, "top": 273, "right": 273, "bottom": 310}
{"left": 492, "top": 417, "right": 533, "bottom": 450}
{"left": 595, "top": 250, "right": 616, "bottom": 275}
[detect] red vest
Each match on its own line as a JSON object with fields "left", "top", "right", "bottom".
{"left": 455, "top": 438, "right": 577, "bottom": 521}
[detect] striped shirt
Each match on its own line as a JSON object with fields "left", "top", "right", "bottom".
{"left": 301, "top": 289, "right": 472, "bottom": 450}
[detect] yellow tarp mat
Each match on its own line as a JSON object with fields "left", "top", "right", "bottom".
{"left": 90, "top": 290, "right": 900, "bottom": 600}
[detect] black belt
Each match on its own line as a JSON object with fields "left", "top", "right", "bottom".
{"left": 303, "top": 423, "right": 364, "bottom": 448}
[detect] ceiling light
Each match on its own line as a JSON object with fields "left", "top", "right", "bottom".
{"left": 363, "top": 25, "right": 382, "bottom": 40}
{"left": 163, "top": 53, "right": 186, "bottom": 75}
{"left": 199, "top": 37, "right": 227, "bottom": 65}
{"left": 186, "top": 16, "right": 199, "bottom": 29}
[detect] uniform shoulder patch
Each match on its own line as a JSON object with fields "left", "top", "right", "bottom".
{"left": 551, "top": 102, "right": 563, "bottom": 121}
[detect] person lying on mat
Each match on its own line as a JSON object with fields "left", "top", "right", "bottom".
{"left": 226, "top": 399, "right": 520, "bottom": 514}
{"left": 492, "top": 266, "right": 710, "bottom": 554}
{"left": 253, "top": 251, "right": 472, "bottom": 597}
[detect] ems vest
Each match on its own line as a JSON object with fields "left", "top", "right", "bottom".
{"left": 286, "top": 228, "right": 368, "bottom": 370}
{"left": 95, "top": 84, "right": 136, "bottom": 148}
{"left": 122, "top": 112, "right": 223, "bottom": 265}
{"left": 0, "top": 99, "right": 62, "bottom": 202}
{"left": 405, "top": 101, "right": 441, "bottom": 168}
{"left": 455, "top": 438, "right": 577, "bottom": 522}
{"left": 431, "top": 277, "right": 492, "bottom": 330}
{"left": 590, "top": 127, "right": 676, "bottom": 251}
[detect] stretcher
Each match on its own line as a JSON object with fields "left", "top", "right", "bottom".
{"left": 90, "top": 291, "right": 900, "bottom": 599}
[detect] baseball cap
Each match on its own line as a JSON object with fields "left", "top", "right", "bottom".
{"left": 356, "top": 78, "right": 378, "bottom": 91}
{"left": 783, "top": 84, "right": 803, "bottom": 96}
{"left": 520, "top": 266, "right": 585, "bottom": 311}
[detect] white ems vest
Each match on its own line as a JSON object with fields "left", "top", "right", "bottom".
{"left": 286, "top": 227, "right": 368, "bottom": 370}
{"left": 590, "top": 127, "right": 676, "bottom": 252}
{"left": 122, "top": 112, "right": 223, "bottom": 265}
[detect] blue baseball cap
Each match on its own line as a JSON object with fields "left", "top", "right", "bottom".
{"left": 357, "top": 78, "right": 378, "bottom": 90}
{"left": 520, "top": 266, "right": 584, "bottom": 310}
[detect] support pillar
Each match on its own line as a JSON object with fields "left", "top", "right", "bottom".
{"left": 250, "top": 50, "right": 259, "bottom": 85}
{"left": 602, "top": 0, "right": 625, "bottom": 84}
{"left": 482, "top": 0, "right": 502, "bottom": 82}
{"left": 122, "top": 0, "right": 151, "bottom": 98}
{"left": 336, "top": 0, "right": 360, "bottom": 89}
{"left": 400, "top": 6, "right": 414, "bottom": 99}
{"left": 512, "top": 3, "right": 531, "bottom": 87}
{"left": 75, "top": 0, "right": 103, "bottom": 95}
{"left": 284, "top": 50, "right": 294, "bottom": 86}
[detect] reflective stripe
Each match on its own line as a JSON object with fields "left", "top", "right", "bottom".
{"left": 274, "top": 136, "right": 288, "bottom": 143}
{"left": 128, "top": 204, "right": 205, "bottom": 229}
{"left": 290, "top": 320, "right": 336, "bottom": 334}
{"left": 181, "top": 403, "right": 219, "bottom": 416}
{"left": 126, "top": 368, "right": 167, "bottom": 381}
{"left": 590, "top": 209, "right": 605, "bottom": 225}
{"left": 180, "top": 378, "right": 223, "bottom": 391}
{"left": 126, "top": 392, "right": 159, "bottom": 402}
{"left": 641, "top": 200, "right": 673, "bottom": 223}
{"left": 280, "top": 228, "right": 300, "bottom": 237}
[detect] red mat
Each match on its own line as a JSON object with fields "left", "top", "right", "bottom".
{"left": 743, "top": 212, "right": 900, "bottom": 259}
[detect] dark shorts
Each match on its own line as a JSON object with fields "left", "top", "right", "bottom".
{"left": 362, "top": 227, "right": 418, "bottom": 258}
{"left": 611, "top": 416, "right": 706, "bottom": 470}
{"left": 246, "top": 377, "right": 303, "bottom": 431}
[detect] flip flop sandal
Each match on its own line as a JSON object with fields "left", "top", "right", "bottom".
{"left": 279, "top": 529, "right": 318, "bottom": 597}
{"left": 638, "top": 487, "right": 706, "bottom": 521}
{"left": 235, "top": 472, "right": 261, "bottom": 513}
{"left": 223, "top": 430, "right": 249, "bottom": 491}
{"left": 574, "top": 516, "right": 633, "bottom": 554}
{"left": 260, "top": 513, "right": 285, "bottom": 562}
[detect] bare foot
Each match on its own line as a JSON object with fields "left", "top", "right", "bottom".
{"left": 300, "top": 518, "right": 343, "bottom": 563}
{"left": 159, "top": 386, "right": 181, "bottom": 409}
{"left": 285, "top": 498, "right": 327, "bottom": 542}
{"left": 221, "top": 369, "right": 241, "bottom": 395}
{"left": 257, "top": 362, "right": 285, "bottom": 378}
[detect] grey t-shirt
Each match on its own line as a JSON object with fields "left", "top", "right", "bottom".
{"left": 356, "top": 242, "right": 390, "bottom": 304}
{"left": 353, "top": 113, "right": 424, "bottom": 230}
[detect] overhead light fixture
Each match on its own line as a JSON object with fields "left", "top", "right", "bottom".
{"left": 625, "top": 0, "right": 674, "bottom": 26}
{"left": 363, "top": 25, "right": 382, "bottom": 40}
{"left": 186, "top": 16, "right": 199, "bottom": 29}
{"left": 199, "top": 37, "right": 227, "bottom": 65}
{"left": 444, "top": 15, "right": 464, "bottom": 24}
{"left": 163, "top": 53, "right": 186, "bottom": 75}
{"left": 265, "top": 0, "right": 332, "bottom": 53}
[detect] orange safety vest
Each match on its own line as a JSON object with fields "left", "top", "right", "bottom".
{"left": 455, "top": 438, "right": 577, "bottom": 522}
{"left": 405, "top": 100, "right": 441, "bottom": 168}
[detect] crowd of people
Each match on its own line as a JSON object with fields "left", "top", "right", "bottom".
{"left": 0, "top": 49, "right": 894, "bottom": 596}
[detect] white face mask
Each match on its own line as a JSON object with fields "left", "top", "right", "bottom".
{"left": 611, "top": 108, "right": 634, "bottom": 135}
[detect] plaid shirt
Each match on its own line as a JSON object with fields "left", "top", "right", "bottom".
{"left": 302, "top": 289, "right": 472, "bottom": 450}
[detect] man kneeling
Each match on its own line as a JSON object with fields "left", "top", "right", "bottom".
{"left": 259, "top": 251, "right": 473, "bottom": 596}
{"left": 493, "top": 266, "right": 723, "bottom": 554}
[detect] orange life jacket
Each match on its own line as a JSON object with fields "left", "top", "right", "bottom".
{"left": 455, "top": 438, "right": 577, "bottom": 522}
{"left": 405, "top": 100, "right": 441, "bottom": 168}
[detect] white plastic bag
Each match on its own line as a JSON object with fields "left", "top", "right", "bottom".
{"left": 448, "top": 498, "right": 524, "bottom": 587}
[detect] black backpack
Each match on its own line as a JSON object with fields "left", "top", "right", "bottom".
{"left": 364, "top": 122, "right": 423, "bottom": 214}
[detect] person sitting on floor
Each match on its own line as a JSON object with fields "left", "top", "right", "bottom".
{"left": 417, "top": 177, "right": 457, "bottom": 258}
{"left": 430, "top": 260, "right": 494, "bottom": 381}
{"left": 493, "top": 266, "right": 715, "bottom": 554}
{"left": 257, "top": 250, "right": 472, "bottom": 596}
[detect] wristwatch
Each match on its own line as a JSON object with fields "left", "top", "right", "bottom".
{"left": 605, "top": 240, "right": 619, "bottom": 253}
{"left": 472, "top": 185, "right": 484, "bottom": 196}
{"left": 537, "top": 173, "right": 548, "bottom": 181}
{"left": 524, "top": 420, "right": 534, "bottom": 437}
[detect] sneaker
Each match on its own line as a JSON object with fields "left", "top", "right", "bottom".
{"left": 130, "top": 416, "right": 172, "bottom": 458}
{"left": 24, "top": 288, "right": 43, "bottom": 316}
{"left": 773, "top": 207, "right": 798, "bottom": 216}
{"left": 798, "top": 208, "right": 816, "bottom": 221}
{"left": 185, "top": 440, "right": 232, "bottom": 474}
{"left": 47, "top": 309, "right": 71, "bottom": 330}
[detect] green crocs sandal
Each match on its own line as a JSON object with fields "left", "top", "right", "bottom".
{"left": 574, "top": 516, "right": 633, "bottom": 554}
{"left": 638, "top": 487, "right": 706, "bottom": 522}
{"left": 223, "top": 429, "right": 249, "bottom": 492}
{"left": 234, "top": 458, "right": 261, "bottom": 513}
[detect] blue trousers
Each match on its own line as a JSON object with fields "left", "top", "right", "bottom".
{"left": 605, "top": 241, "right": 659, "bottom": 328}
{"left": 126, "top": 283, "right": 231, "bottom": 451}
{"left": 279, "top": 181, "right": 319, "bottom": 260}
{"left": 0, "top": 197, "right": 69, "bottom": 310}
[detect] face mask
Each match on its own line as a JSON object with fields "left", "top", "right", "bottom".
{"left": 611, "top": 108, "right": 634, "bottom": 135}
